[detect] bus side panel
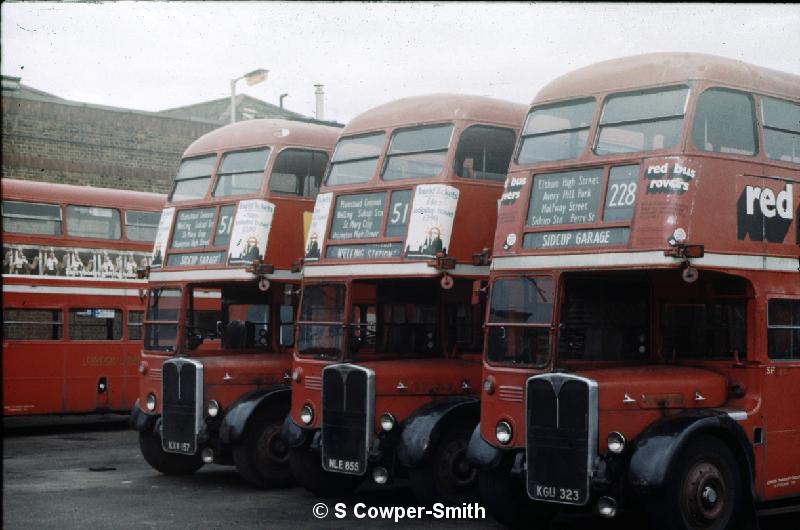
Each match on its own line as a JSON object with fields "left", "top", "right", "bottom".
{"left": 2, "top": 340, "right": 66, "bottom": 415}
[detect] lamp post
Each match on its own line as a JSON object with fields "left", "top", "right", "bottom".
{"left": 230, "top": 68, "right": 269, "bottom": 124}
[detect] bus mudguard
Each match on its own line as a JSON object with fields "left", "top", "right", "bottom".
{"left": 281, "top": 414, "right": 314, "bottom": 448}
{"left": 129, "top": 399, "right": 157, "bottom": 433}
{"left": 466, "top": 424, "right": 504, "bottom": 470}
{"left": 628, "top": 409, "right": 754, "bottom": 493}
{"left": 218, "top": 386, "right": 290, "bottom": 446}
{"left": 397, "top": 396, "right": 479, "bottom": 467}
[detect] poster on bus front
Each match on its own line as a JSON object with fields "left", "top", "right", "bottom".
{"left": 303, "top": 192, "right": 333, "bottom": 261}
{"left": 150, "top": 207, "right": 175, "bottom": 268}
{"left": 404, "top": 184, "right": 460, "bottom": 258}
{"left": 227, "top": 199, "right": 275, "bottom": 265}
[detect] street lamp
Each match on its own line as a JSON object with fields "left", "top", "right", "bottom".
{"left": 230, "top": 68, "right": 269, "bottom": 124}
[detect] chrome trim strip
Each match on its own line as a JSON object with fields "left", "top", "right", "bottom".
{"left": 525, "top": 372, "right": 598, "bottom": 506}
{"left": 725, "top": 410, "right": 748, "bottom": 421}
{"left": 492, "top": 252, "right": 799, "bottom": 273}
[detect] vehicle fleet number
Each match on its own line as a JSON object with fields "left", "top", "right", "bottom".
{"left": 532, "top": 484, "right": 581, "bottom": 502}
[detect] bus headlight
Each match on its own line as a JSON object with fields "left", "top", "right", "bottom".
{"left": 380, "top": 413, "right": 396, "bottom": 432}
{"left": 482, "top": 376, "right": 495, "bottom": 395}
{"left": 138, "top": 361, "right": 149, "bottom": 375}
{"left": 207, "top": 400, "right": 220, "bottom": 418}
{"left": 300, "top": 404, "right": 314, "bottom": 425}
{"left": 291, "top": 367, "right": 303, "bottom": 383}
{"left": 495, "top": 420, "right": 512, "bottom": 445}
{"left": 145, "top": 392, "right": 157, "bottom": 412}
{"left": 607, "top": 431, "right": 626, "bottom": 454}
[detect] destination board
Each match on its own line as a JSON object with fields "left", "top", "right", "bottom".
{"left": 523, "top": 227, "right": 630, "bottom": 249}
{"left": 325, "top": 243, "right": 403, "bottom": 260}
{"left": 329, "top": 192, "right": 386, "bottom": 240}
{"left": 167, "top": 251, "right": 226, "bottom": 267}
{"left": 527, "top": 169, "right": 603, "bottom": 227}
{"left": 171, "top": 208, "right": 215, "bottom": 249}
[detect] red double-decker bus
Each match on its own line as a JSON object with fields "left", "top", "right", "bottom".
{"left": 130, "top": 118, "right": 341, "bottom": 486}
{"left": 2, "top": 179, "right": 164, "bottom": 416}
{"left": 283, "top": 94, "right": 526, "bottom": 504}
{"left": 468, "top": 53, "right": 799, "bottom": 529}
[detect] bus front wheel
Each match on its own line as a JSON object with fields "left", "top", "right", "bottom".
{"left": 138, "top": 432, "right": 203, "bottom": 475}
{"left": 409, "top": 424, "right": 479, "bottom": 505}
{"left": 233, "top": 408, "right": 292, "bottom": 488}
{"left": 647, "top": 435, "right": 744, "bottom": 530}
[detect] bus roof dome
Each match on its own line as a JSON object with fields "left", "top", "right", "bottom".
{"left": 184, "top": 118, "right": 342, "bottom": 157}
{"left": 344, "top": 94, "right": 526, "bottom": 135}
{"left": 535, "top": 52, "right": 800, "bottom": 104}
{"left": 1, "top": 178, "right": 164, "bottom": 210}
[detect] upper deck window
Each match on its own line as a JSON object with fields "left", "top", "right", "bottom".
{"left": 381, "top": 124, "right": 453, "bottom": 181}
{"left": 595, "top": 87, "right": 688, "bottom": 155}
{"left": 762, "top": 97, "right": 800, "bottom": 164}
{"left": 455, "top": 125, "right": 516, "bottom": 181}
{"left": 66, "top": 205, "right": 121, "bottom": 239}
{"left": 213, "top": 148, "right": 270, "bottom": 197}
{"left": 326, "top": 133, "right": 385, "bottom": 186}
{"left": 691, "top": 88, "right": 757, "bottom": 156}
{"left": 170, "top": 155, "right": 216, "bottom": 201}
{"left": 125, "top": 210, "right": 160, "bottom": 242}
{"left": 269, "top": 149, "right": 329, "bottom": 197}
{"left": 1, "top": 200, "right": 62, "bottom": 235}
{"left": 518, "top": 99, "right": 595, "bottom": 164}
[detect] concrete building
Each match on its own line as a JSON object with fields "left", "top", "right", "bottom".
{"left": 1, "top": 75, "right": 336, "bottom": 194}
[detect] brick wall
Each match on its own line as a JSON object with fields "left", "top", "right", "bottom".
{"left": 2, "top": 96, "right": 218, "bottom": 193}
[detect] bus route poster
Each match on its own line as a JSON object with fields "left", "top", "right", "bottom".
{"left": 303, "top": 192, "right": 333, "bottom": 261}
{"left": 404, "top": 184, "right": 460, "bottom": 259}
{"left": 227, "top": 199, "right": 275, "bottom": 265}
{"left": 150, "top": 207, "right": 175, "bottom": 269}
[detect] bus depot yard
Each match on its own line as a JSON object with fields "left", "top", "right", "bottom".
{"left": 3, "top": 52, "right": 799, "bottom": 530}
{"left": 2, "top": 418, "right": 796, "bottom": 529}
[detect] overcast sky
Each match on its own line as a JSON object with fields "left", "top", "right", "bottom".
{"left": 2, "top": 2, "right": 798, "bottom": 124}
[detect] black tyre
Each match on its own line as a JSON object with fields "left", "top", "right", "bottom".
{"left": 647, "top": 435, "right": 743, "bottom": 530}
{"left": 138, "top": 431, "right": 203, "bottom": 475}
{"left": 478, "top": 454, "right": 555, "bottom": 529}
{"left": 289, "top": 447, "right": 363, "bottom": 497}
{"left": 233, "top": 408, "right": 292, "bottom": 488}
{"left": 409, "top": 425, "right": 479, "bottom": 506}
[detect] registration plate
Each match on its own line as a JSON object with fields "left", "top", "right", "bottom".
{"left": 164, "top": 440, "right": 194, "bottom": 455}
{"left": 325, "top": 458, "right": 361, "bottom": 474}
{"left": 530, "top": 483, "right": 584, "bottom": 504}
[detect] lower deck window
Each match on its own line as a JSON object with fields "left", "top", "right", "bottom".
{"left": 3, "top": 309, "right": 63, "bottom": 340}
{"left": 768, "top": 299, "right": 800, "bottom": 360}
{"left": 558, "top": 278, "right": 649, "bottom": 361}
{"left": 69, "top": 309, "right": 122, "bottom": 340}
{"left": 662, "top": 302, "right": 746, "bottom": 359}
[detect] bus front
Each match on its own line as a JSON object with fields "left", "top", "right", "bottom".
{"left": 469, "top": 53, "right": 800, "bottom": 529}
{"left": 284, "top": 94, "right": 526, "bottom": 504}
{"left": 132, "top": 119, "right": 340, "bottom": 486}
